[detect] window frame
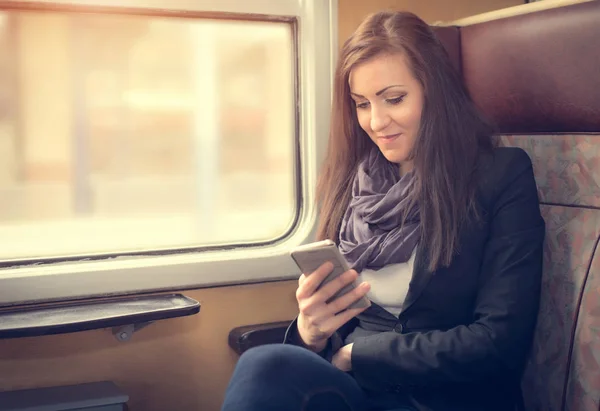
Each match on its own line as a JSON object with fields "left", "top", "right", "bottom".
{"left": 0, "top": 0, "right": 338, "bottom": 306}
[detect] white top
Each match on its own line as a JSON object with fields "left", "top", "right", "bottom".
{"left": 356, "top": 249, "right": 416, "bottom": 316}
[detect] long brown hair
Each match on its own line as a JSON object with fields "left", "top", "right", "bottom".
{"left": 316, "top": 11, "right": 493, "bottom": 271}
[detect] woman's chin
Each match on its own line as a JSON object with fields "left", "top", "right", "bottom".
{"left": 378, "top": 147, "right": 408, "bottom": 165}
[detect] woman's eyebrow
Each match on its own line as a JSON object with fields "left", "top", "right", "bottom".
{"left": 349, "top": 84, "right": 406, "bottom": 98}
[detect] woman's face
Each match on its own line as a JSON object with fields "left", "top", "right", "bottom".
{"left": 349, "top": 53, "right": 424, "bottom": 175}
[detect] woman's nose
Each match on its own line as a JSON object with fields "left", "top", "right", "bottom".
{"left": 370, "top": 106, "right": 391, "bottom": 132}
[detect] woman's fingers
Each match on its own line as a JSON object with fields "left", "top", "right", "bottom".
{"left": 325, "top": 281, "right": 370, "bottom": 316}
{"left": 313, "top": 269, "right": 359, "bottom": 303}
{"left": 296, "top": 263, "right": 371, "bottom": 343}
{"left": 310, "top": 281, "right": 370, "bottom": 323}
{"left": 318, "top": 303, "right": 371, "bottom": 336}
{"left": 298, "top": 269, "right": 360, "bottom": 315}
{"left": 295, "top": 262, "right": 334, "bottom": 301}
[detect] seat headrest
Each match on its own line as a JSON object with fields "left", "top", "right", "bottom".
{"left": 435, "top": 1, "right": 600, "bottom": 133}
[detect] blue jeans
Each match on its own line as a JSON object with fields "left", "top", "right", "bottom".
{"left": 221, "top": 344, "right": 416, "bottom": 411}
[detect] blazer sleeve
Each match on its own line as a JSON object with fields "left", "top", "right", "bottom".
{"left": 350, "top": 149, "right": 545, "bottom": 390}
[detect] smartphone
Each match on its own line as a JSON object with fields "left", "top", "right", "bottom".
{"left": 290, "top": 240, "right": 370, "bottom": 310}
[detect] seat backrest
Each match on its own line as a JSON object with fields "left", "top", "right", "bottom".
{"left": 500, "top": 134, "right": 600, "bottom": 411}
{"left": 435, "top": 2, "right": 600, "bottom": 409}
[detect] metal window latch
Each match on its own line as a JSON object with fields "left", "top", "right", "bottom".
{"left": 112, "top": 321, "right": 154, "bottom": 342}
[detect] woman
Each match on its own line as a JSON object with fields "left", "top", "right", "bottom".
{"left": 221, "top": 10, "right": 544, "bottom": 411}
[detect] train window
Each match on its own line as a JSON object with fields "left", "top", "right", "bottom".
{"left": 1, "top": 11, "right": 295, "bottom": 261}
{"left": 0, "top": 0, "right": 335, "bottom": 305}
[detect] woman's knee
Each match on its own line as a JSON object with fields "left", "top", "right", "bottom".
{"left": 234, "top": 344, "right": 322, "bottom": 379}
{"left": 225, "top": 344, "right": 367, "bottom": 411}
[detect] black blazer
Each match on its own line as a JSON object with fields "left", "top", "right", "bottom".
{"left": 284, "top": 147, "right": 545, "bottom": 411}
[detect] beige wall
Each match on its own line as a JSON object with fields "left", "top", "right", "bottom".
{"left": 338, "top": 0, "right": 524, "bottom": 45}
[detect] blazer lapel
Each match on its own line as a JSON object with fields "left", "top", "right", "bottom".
{"left": 400, "top": 244, "right": 434, "bottom": 316}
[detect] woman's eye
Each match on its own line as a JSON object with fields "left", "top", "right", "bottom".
{"left": 387, "top": 96, "right": 405, "bottom": 105}
{"left": 355, "top": 101, "right": 370, "bottom": 109}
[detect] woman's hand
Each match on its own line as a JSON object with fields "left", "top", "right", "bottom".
{"left": 296, "top": 262, "right": 370, "bottom": 352}
{"left": 332, "top": 343, "right": 354, "bottom": 371}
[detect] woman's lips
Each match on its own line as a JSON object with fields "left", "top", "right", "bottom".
{"left": 378, "top": 133, "right": 401, "bottom": 143}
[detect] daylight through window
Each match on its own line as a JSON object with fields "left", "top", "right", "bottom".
{"left": 0, "top": 10, "right": 296, "bottom": 261}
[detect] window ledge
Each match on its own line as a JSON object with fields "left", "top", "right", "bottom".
{"left": 0, "top": 293, "right": 200, "bottom": 339}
